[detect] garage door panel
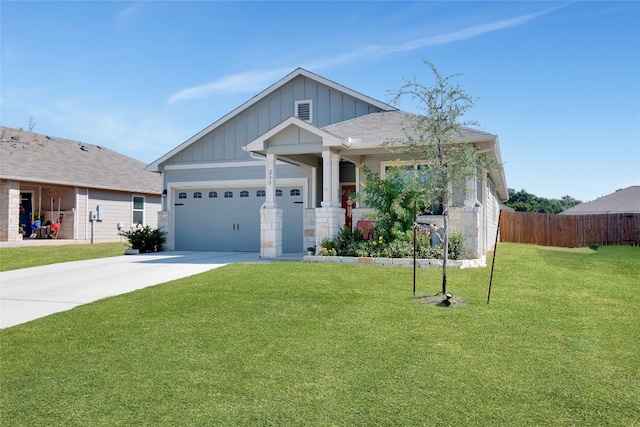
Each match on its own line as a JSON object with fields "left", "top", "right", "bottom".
{"left": 174, "top": 186, "right": 302, "bottom": 252}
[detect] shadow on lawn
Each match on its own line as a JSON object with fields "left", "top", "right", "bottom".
{"left": 419, "top": 293, "right": 469, "bottom": 307}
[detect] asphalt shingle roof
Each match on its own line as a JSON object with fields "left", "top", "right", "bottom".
{"left": 321, "top": 111, "right": 496, "bottom": 145}
{"left": 561, "top": 186, "right": 640, "bottom": 214}
{"left": 0, "top": 126, "right": 161, "bottom": 194}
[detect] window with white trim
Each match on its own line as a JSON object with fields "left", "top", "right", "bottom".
{"left": 178, "top": 192, "right": 187, "bottom": 199}
{"left": 380, "top": 161, "right": 443, "bottom": 215}
{"left": 193, "top": 192, "right": 202, "bottom": 199}
{"left": 240, "top": 191, "right": 249, "bottom": 198}
{"left": 276, "top": 189, "right": 283, "bottom": 197}
{"left": 224, "top": 191, "right": 233, "bottom": 198}
{"left": 381, "top": 161, "right": 430, "bottom": 179}
{"left": 132, "top": 196, "right": 145, "bottom": 225}
{"left": 256, "top": 190, "right": 266, "bottom": 197}
{"left": 290, "top": 189, "right": 301, "bottom": 196}
{"left": 295, "top": 100, "right": 312, "bottom": 123}
{"left": 209, "top": 191, "right": 217, "bottom": 198}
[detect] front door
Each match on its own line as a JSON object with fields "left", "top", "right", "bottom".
{"left": 19, "top": 193, "right": 33, "bottom": 237}
{"left": 341, "top": 185, "right": 356, "bottom": 227}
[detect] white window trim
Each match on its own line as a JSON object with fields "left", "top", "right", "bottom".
{"left": 380, "top": 160, "right": 429, "bottom": 178}
{"left": 132, "top": 195, "right": 145, "bottom": 225}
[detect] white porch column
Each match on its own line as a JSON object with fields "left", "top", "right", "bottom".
{"left": 261, "top": 153, "right": 282, "bottom": 258}
{"left": 264, "top": 153, "right": 277, "bottom": 209}
{"left": 316, "top": 149, "right": 344, "bottom": 246}
{"left": 321, "top": 149, "right": 341, "bottom": 208}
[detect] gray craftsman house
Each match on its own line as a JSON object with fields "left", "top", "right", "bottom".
{"left": 148, "top": 68, "right": 508, "bottom": 261}
{"left": 1, "top": 126, "right": 162, "bottom": 242}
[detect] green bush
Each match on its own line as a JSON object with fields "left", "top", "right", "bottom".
{"left": 447, "top": 231, "right": 468, "bottom": 260}
{"left": 118, "top": 225, "right": 166, "bottom": 253}
{"left": 358, "top": 164, "right": 427, "bottom": 242}
{"left": 321, "top": 226, "right": 467, "bottom": 260}
{"left": 378, "top": 239, "right": 413, "bottom": 258}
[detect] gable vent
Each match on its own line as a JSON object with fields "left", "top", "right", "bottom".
{"left": 295, "top": 100, "right": 312, "bottom": 123}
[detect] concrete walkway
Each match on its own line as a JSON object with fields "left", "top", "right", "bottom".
{"left": 0, "top": 251, "right": 285, "bottom": 329}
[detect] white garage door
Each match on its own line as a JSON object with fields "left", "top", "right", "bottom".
{"left": 174, "top": 187, "right": 303, "bottom": 252}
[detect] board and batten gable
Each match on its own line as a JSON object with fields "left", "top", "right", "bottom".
{"left": 163, "top": 75, "right": 386, "bottom": 166}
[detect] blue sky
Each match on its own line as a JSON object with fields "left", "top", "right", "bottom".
{"left": 1, "top": 1, "right": 638, "bottom": 202}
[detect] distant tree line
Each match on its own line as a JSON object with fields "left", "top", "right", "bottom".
{"left": 504, "top": 189, "right": 582, "bottom": 214}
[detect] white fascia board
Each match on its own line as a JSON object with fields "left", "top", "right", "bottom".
{"left": 0, "top": 175, "right": 162, "bottom": 195}
{"left": 164, "top": 160, "right": 286, "bottom": 171}
{"left": 146, "top": 68, "right": 397, "bottom": 171}
{"left": 168, "top": 177, "right": 306, "bottom": 189}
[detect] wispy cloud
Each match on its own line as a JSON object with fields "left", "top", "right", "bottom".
{"left": 167, "top": 68, "right": 291, "bottom": 105}
{"left": 167, "top": 6, "right": 558, "bottom": 105}
{"left": 116, "top": 3, "right": 142, "bottom": 27}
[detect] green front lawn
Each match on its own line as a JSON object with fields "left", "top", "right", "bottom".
{"left": 0, "top": 242, "right": 128, "bottom": 272}
{"left": 1, "top": 243, "right": 638, "bottom": 426}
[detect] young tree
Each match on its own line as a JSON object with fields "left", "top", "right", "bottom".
{"left": 387, "top": 61, "right": 502, "bottom": 295}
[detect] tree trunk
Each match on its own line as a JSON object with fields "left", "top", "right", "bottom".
{"left": 441, "top": 192, "right": 449, "bottom": 295}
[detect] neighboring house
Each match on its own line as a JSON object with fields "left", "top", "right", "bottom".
{"left": 0, "top": 126, "right": 162, "bottom": 242}
{"left": 561, "top": 186, "right": 640, "bottom": 214}
{"left": 147, "top": 68, "right": 508, "bottom": 260}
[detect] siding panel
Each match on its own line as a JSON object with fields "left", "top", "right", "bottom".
{"left": 246, "top": 108, "right": 258, "bottom": 142}
{"left": 279, "top": 85, "right": 293, "bottom": 120}
{"left": 329, "top": 91, "right": 343, "bottom": 124}
{"left": 88, "top": 190, "right": 131, "bottom": 242}
{"left": 257, "top": 102, "right": 270, "bottom": 138}
{"left": 76, "top": 187, "right": 89, "bottom": 240}
{"left": 235, "top": 116, "right": 248, "bottom": 159}
{"left": 316, "top": 85, "right": 330, "bottom": 127}
{"left": 202, "top": 135, "right": 214, "bottom": 161}
{"left": 224, "top": 125, "right": 235, "bottom": 159}
{"left": 213, "top": 132, "right": 224, "bottom": 160}
{"left": 84, "top": 190, "right": 160, "bottom": 243}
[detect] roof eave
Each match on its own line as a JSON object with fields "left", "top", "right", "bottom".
{"left": 0, "top": 175, "right": 161, "bottom": 195}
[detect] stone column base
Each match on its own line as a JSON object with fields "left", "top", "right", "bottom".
{"left": 157, "top": 210, "right": 170, "bottom": 250}
{"left": 260, "top": 207, "right": 283, "bottom": 258}
{"left": 0, "top": 180, "right": 21, "bottom": 242}
{"left": 315, "top": 206, "right": 345, "bottom": 247}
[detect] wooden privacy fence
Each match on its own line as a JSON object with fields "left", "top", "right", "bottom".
{"left": 499, "top": 211, "right": 640, "bottom": 247}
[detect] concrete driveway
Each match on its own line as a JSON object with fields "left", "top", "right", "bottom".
{"left": 0, "top": 251, "right": 271, "bottom": 329}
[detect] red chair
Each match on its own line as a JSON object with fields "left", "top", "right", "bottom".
{"left": 356, "top": 220, "right": 374, "bottom": 240}
{"left": 50, "top": 222, "right": 61, "bottom": 239}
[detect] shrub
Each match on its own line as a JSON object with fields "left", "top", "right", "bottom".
{"left": 318, "top": 247, "right": 337, "bottom": 256}
{"left": 320, "top": 224, "right": 467, "bottom": 260}
{"left": 358, "top": 164, "right": 430, "bottom": 242}
{"left": 447, "top": 231, "right": 468, "bottom": 260}
{"left": 119, "top": 225, "right": 166, "bottom": 253}
{"left": 378, "top": 239, "right": 413, "bottom": 258}
{"left": 320, "top": 226, "right": 364, "bottom": 256}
